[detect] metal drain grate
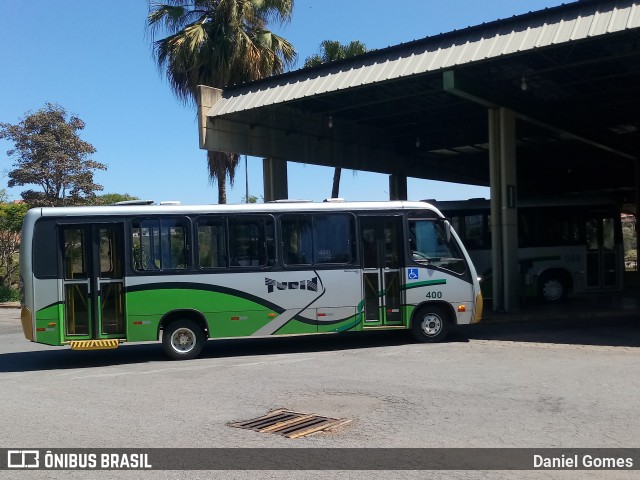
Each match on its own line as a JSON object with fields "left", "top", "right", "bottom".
{"left": 229, "top": 409, "right": 350, "bottom": 439}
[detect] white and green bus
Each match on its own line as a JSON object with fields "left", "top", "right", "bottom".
{"left": 433, "top": 198, "right": 624, "bottom": 303}
{"left": 19, "top": 201, "right": 482, "bottom": 360}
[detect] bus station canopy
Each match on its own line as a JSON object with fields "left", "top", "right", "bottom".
{"left": 198, "top": 0, "right": 640, "bottom": 205}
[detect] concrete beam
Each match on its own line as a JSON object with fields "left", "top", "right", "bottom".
{"left": 443, "top": 70, "right": 636, "bottom": 161}
{"left": 199, "top": 113, "right": 407, "bottom": 175}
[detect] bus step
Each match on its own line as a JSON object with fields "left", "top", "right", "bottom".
{"left": 229, "top": 408, "right": 350, "bottom": 439}
{"left": 70, "top": 339, "right": 120, "bottom": 351}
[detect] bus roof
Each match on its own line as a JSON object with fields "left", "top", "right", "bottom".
{"left": 27, "top": 200, "right": 444, "bottom": 219}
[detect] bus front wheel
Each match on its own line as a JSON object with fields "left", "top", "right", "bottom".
{"left": 411, "top": 305, "right": 450, "bottom": 343}
{"left": 162, "top": 320, "right": 206, "bottom": 360}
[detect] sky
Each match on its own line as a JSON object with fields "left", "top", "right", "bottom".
{"left": 0, "top": 0, "right": 568, "bottom": 205}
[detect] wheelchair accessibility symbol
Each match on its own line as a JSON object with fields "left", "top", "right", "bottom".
{"left": 408, "top": 268, "right": 419, "bottom": 280}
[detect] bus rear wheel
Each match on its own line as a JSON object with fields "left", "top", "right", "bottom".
{"left": 411, "top": 305, "right": 450, "bottom": 343}
{"left": 538, "top": 274, "right": 567, "bottom": 303}
{"left": 162, "top": 319, "right": 206, "bottom": 360}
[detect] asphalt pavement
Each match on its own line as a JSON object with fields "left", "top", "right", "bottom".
{"left": 1, "top": 305, "right": 639, "bottom": 480}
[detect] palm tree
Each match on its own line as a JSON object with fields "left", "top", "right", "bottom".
{"left": 304, "top": 40, "right": 367, "bottom": 69}
{"left": 304, "top": 40, "right": 368, "bottom": 198}
{"left": 148, "top": 0, "right": 296, "bottom": 203}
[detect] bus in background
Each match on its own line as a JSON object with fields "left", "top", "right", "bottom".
{"left": 433, "top": 198, "right": 624, "bottom": 303}
{"left": 19, "top": 201, "right": 482, "bottom": 360}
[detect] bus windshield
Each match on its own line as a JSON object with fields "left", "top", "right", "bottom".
{"left": 408, "top": 218, "right": 466, "bottom": 274}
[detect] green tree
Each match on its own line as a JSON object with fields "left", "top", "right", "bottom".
{"left": 147, "top": 0, "right": 297, "bottom": 204}
{"left": 91, "top": 193, "right": 140, "bottom": 206}
{"left": 0, "top": 103, "right": 106, "bottom": 207}
{"left": 0, "top": 202, "right": 28, "bottom": 294}
{"left": 304, "top": 40, "right": 368, "bottom": 198}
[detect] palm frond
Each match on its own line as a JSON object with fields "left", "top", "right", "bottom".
{"left": 148, "top": 0, "right": 297, "bottom": 202}
{"left": 147, "top": 4, "right": 200, "bottom": 39}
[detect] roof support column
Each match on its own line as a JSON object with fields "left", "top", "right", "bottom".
{"left": 263, "top": 158, "right": 288, "bottom": 201}
{"left": 389, "top": 174, "right": 408, "bottom": 200}
{"left": 636, "top": 161, "right": 640, "bottom": 273}
{"left": 489, "top": 108, "right": 519, "bottom": 312}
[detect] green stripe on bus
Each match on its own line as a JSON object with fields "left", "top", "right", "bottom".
{"left": 403, "top": 279, "right": 447, "bottom": 290}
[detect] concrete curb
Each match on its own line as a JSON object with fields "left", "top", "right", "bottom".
{"left": 0, "top": 302, "right": 20, "bottom": 309}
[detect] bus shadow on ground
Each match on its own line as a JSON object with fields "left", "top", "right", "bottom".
{"left": 2, "top": 318, "right": 638, "bottom": 373}
{"left": 0, "top": 330, "right": 425, "bottom": 373}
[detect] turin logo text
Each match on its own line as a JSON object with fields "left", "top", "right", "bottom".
{"left": 265, "top": 277, "right": 318, "bottom": 293}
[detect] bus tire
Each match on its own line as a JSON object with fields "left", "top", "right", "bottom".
{"left": 411, "top": 305, "right": 450, "bottom": 343}
{"left": 162, "top": 319, "right": 206, "bottom": 360}
{"left": 538, "top": 273, "right": 567, "bottom": 303}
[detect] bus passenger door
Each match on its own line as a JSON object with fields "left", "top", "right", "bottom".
{"left": 585, "top": 216, "right": 618, "bottom": 290}
{"left": 61, "top": 224, "right": 126, "bottom": 341}
{"left": 360, "top": 217, "right": 404, "bottom": 326}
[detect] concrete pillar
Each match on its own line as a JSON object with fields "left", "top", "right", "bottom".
{"left": 196, "top": 86, "right": 222, "bottom": 150}
{"left": 499, "top": 108, "right": 519, "bottom": 312}
{"left": 488, "top": 109, "right": 503, "bottom": 311}
{"left": 488, "top": 108, "right": 519, "bottom": 312}
{"left": 389, "top": 174, "right": 408, "bottom": 200}
{"left": 263, "top": 158, "right": 288, "bottom": 202}
{"left": 636, "top": 160, "right": 640, "bottom": 273}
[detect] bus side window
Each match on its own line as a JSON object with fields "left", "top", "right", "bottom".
{"left": 450, "top": 215, "right": 463, "bottom": 240}
{"left": 229, "top": 216, "right": 274, "bottom": 268}
{"left": 464, "top": 214, "right": 485, "bottom": 249}
{"left": 281, "top": 214, "right": 354, "bottom": 266}
{"left": 518, "top": 210, "right": 532, "bottom": 248}
{"left": 132, "top": 219, "right": 161, "bottom": 271}
{"left": 63, "top": 228, "right": 87, "bottom": 279}
{"left": 197, "top": 218, "right": 227, "bottom": 268}
{"left": 163, "top": 220, "right": 189, "bottom": 270}
{"left": 281, "top": 215, "right": 313, "bottom": 265}
{"left": 314, "top": 214, "right": 354, "bottom": 264}
{"left": 131, "top": 218, "right": 189, "bottom": 271}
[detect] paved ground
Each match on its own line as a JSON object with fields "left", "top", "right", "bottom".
{"left": 0, "top": 306, "right": 639, "bottom": 479}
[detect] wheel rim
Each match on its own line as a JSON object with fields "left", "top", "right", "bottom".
{"left": 420, "top": 313, "right": 442, "bottom": 337}
{"left": 542, "top": 279, "right": 564, "bottom": 302}
{"left": 170, "top": 327, "right": 196, "bottom": 354}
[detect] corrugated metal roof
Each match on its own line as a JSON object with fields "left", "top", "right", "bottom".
{"left": 208, "top": 0, "right": 640, "bottom": 118}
